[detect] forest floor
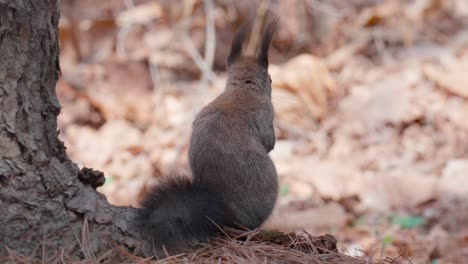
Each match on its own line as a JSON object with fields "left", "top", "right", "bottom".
{"left": 54, "top": 0, "right": 468, "bottom": 263}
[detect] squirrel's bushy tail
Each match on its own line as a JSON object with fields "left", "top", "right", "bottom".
{"left": 133, "top": 175, "right": 229, "bottom": 255}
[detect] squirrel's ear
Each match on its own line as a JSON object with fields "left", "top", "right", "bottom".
{"left": 227, "top": 24, "right": 248, "bottom": 66}
{"left": 258, "top": 18, "right": 278, "bottom": 68}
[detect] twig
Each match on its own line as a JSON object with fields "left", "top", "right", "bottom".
{"left": 296, "top": 0, "right": 309, "bottom": 45}
{"left": 60, "top": 248, "right": 66, "bottom": 264}
{"left": 167, "top": 120, "right": 192, "bottom": 173}
{"left": 42, "top": 227, "right": 46, "bottom": 264}
{"left": 116, "top": 0, "right": 136, "bottom": 60}
{"left": 245, "top": 0, "right": 270, "bottom": 57}
{"left": 203, "top": 0, "right": 216, "bottom": 82}
{"left": 60, "top": 0, "right": 83, "bottom": 61}
{"left": 116, "top": 24, "right": 133, "bottom": 60}
{"left": 180, "top": 0, "right": 216, "bottom": 82}
{"left": 223, "top": 0, "right": 238, "bottom": 21}
{"left": 81, "top": 216, "right": 97, "bottom": 263}
{"left": 182, "top": 34, "right": 216, "bottom": 81}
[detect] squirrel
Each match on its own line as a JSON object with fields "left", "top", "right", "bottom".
{"left": 133, "top": 18, "right": 279, "bottom": 256}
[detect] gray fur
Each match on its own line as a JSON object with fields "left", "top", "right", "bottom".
{"left": 134, "top": 18, "right": 279, "bottom": 257}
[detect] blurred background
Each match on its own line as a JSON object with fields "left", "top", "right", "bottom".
{"left": 56, "top": 0, "right": 468, "bottom": 262}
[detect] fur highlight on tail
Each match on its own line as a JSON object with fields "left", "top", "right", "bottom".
{"left": 133, "top": 175, "right": 229, "bottom": 255}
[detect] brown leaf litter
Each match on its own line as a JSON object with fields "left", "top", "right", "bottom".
{"left": 175, "top": 229, "right": 361, "bottom": 264}
{"left": 2, "top": 229, "right": 371, "bottom": 264}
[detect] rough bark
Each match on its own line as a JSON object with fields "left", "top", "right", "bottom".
{"left": 0, "top": 0, "right": 140, "bottom": 259}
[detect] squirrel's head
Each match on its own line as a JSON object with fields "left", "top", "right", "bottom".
{"left": 225, "top": 18, "right": 278, "bottom": 96}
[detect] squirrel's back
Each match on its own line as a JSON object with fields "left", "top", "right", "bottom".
{"left": 189, "top": 88, "right": 278, "bottom": 228}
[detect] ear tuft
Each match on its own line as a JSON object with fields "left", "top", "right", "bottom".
{"left": 258, "top": 17, "right": 279, "bottom": 68}
{"left": 227, "top": 23, "right": 249, "bottom": 66}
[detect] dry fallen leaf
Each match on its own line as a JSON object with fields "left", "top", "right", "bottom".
{"left": 326, "top": 35, "right": 371, "bottom": 70}
{"left": 270, "top": 54, "right": 337, "bottom": 119}
{"left": 445, "top": 97, "right": 468, "bottom": 131}
{"left": 295, "top": 159, "right": 361, "bottom": 200}
{"left": 357, "top": 0, "right": 400, "bottom": 27}
{"left": 423, "top": 59, "right": 468, "bottom": 98}
{"left": 116, "top": 2, "right": 162, "bottom": 26}
{"left": 357, "top": 171, "right": 438, "bottom": 210}
{"left": 65, "top": 120, "right": 142, "bottom": 168}
{"left": 339, "top": 73, "right": 423, "bottom": 132}
{"left": 439, "top": 159, "right": 468, "bottom": 196}
{"left": 266, "top": 202, "right": 347, "bottom": 232}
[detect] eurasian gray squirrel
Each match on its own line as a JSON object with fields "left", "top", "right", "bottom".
{"left": 133, "top": 17, "right": 279, "bottom": 256}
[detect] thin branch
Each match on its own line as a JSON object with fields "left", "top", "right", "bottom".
{"left": 245, "top": 0, "right": 270, "bottom": 57}
{"left": 203, "top": 0, "right": 216, "bottom": 82}
{"left": 296, "top": 0, "right": 308, "bottom": 45}
{"left": 182, "top": 34, "right": 216, "bottom": 81}
{"left": 180, "top": 0, "right": 216, "bottom": 82}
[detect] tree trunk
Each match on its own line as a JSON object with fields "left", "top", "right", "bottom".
{"left": 0, "top": 0, "right": 139, "bottom": 259}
